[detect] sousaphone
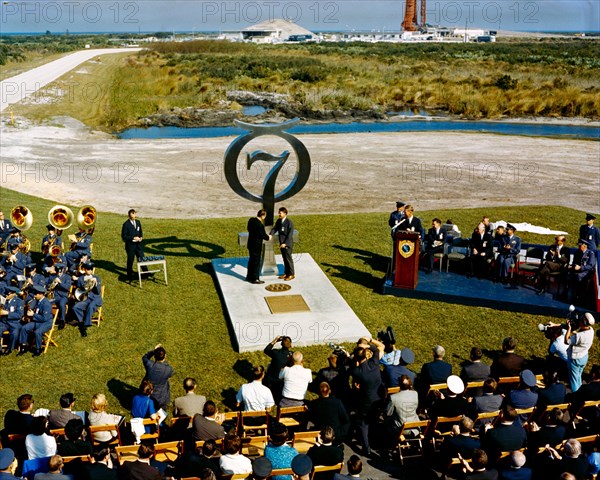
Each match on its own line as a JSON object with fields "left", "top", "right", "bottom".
{"left": 10, "top": 205, "right": 33, "bottom": 231}
{"left": 48, "top": 205, "right": 74, "bottom": 230}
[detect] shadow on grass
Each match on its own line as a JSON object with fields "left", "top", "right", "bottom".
{"left": 332, "top": 244, "right": 390, "bottom": 274}
{"left": 221, "top": 387, "right": 239, "bottom": 411}
{"left": 107, "top": 378, "right": 138, "bottom": 411}
{"left": 93, "top": 258, "right": 128, "bottom": 277}
{"left": 321, "top": 262, "right": 381, "bottom": 291}
{"left": 144, "top": 236, "right": 225, "bottom": 258}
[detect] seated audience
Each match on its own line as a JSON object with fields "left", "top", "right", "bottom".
{"left": 3, "top": 393, "right": 34, "bottom": 436}
{"left": 175, "top": 439, "right": 220, "bottom": 478}
{"left": 333, "top": 455, "right": 362, "bottom": 480}
{"left": 250, "top": 456, "right": 273, "bottom": 480}
{"left": 131, "top": 380, "right": 157, "bottom": 433}
{"left": 471, "top": 378, "right": 504, "bottom": 424}
{"left": 264, "top": 422, "right": 298, "bottom": 480}
{"left": 497, "top": 451, "right": 532, "bottom": 480}
{"left": 309, "top": 382, "right": 350, "bottom": 446}
{"left": 419, "top": 345, "right": 452, "bottom": 397}
{"left": 526, "top": 408, "right": 567, "bottom": 451}
{"left": 545, "top": 439, "right": 589, "bottom": 480}
{"left": 0, "top": 448, "right": 19, "bottom": 480}
{"left": 117, "top": 442, "right": 161, "bottom": 480}
{"left": 482, "top": 405, "right": 527, "bottom": 463}
{"left": 429, "top": 375, "right": 470, "bottom": 420}
{"left": 291, "top": 454, "right": 313, "bottom": 480}
{"left": 307, "top": 426, "right": 343, "bottom": 479}
{"left": 424, "top": 218, "right": 446, "bottom": 273}
{"left": 192, "top": 401, "right": 225, "bottom": 441}
{"left": 460, "top": 449, "right": 498, "bottom": 480}
{"left": 89, "top": 393, "right": 122, "bottom": 444}
{"left": 505, "top": 370, "right": 538, "bottom": 424}
{"left": 33, "top": 455, "right": 70, "bottom": 480}
{"left": 236, "top": 366, "right": 275, "bottom": 412}
{"left": 26, "top": 416, "right": 57, "bottom": 460}
{"left": 536, "top": 369, "right": 566, "bottom": 408}
{"left": 219, "top": 433, "right": 252, "bottom": 475}
{"left": 535, "top": 235, "right": 570, "bottom": 295}
{"left": 440, "top": 416, "right": 481, "bottom": 467}
{"left": 58, "top": 418, "right": 92, "bottom": 457}
{"left": 385, "top": 375, "right": 419, "bottom": 438}
{"left": 461, "top": 347, "right": 491, "bottom": 385}
{"left": 491, "top": 337, "right": 525, "bottom": 380}
{"left": 382, "top": 348, "right": 416, "bottom": 388}
{"left": 312, "top": 353, "right": 351, "bottom": 403}
{"left": 469, "top": 222, "right": 494, "bottom": 279}
{"left": 173, "top": 377, "right": 206, "bottom": 418}
{"left": 81, "top": 447, "right": 117, "bottom": 480}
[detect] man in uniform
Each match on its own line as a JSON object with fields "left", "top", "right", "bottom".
{"left": 0, "top": 211, "right": 12, "bottom": 246}
{"left": 469, "top": 222, "right": 493, "bottom": 279}
{"left": 65, "top": 228, "right": 93, "bottom": 267}
{"left": 2, "top": 242, "right": 27, "bottom": 285}
{"left": 536, "top": 235, "right": 570, "bottom": 295}
{"left": 496, "top": 224, "right": 521, "bottom": 284}
{"left": 72, "top": 262, "right": 102, "bottom": 337}
{"left": 24, "top": 264, "right": 46, "bottom": 303}
{"left": 47, "top": 262, "right": 71, "bottom": 330}
{"left": 388, "top": 201, "right": 406, "bottom": 238}
{"left": 0, "top": 286, "right": 24, "bottom": 356}
{"left": 579, "top": 213, "right": 600, "bottom": 251}
{"left": 41, "top": 224, "right": 62, "bottom": 255}
{"left": 270, "top": 207, "right": 295, "bottom": 281}
{"left": 568, "top": 238, "right": 597, "bottom": 304}
{"left": 424, "top": 218, "right": 446, "bottom": 273}
{"left": 121, "top": 209, "right": 144, "bottom": 280}
{"left": 18, "top": 284, "right": 53, "bottom": 357}
{"left": 246, "top": 209, "right": 271, "bottom": 285}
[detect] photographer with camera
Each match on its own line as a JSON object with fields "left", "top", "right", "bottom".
{"left": 263, "top": 335, "right": 293, "bottom": 404}
{"left": 564, "top": 312, "right": 595, "bottom": 393}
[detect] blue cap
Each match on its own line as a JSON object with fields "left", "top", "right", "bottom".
{"left": 32, "top": 284, "right": 46, "bottom": 295}
{"left": 291, "top": 454, "right": 312, "bottom": 476}
{"left": 521, "top": 369, "right": 537, "bottom": 388}
{"left": 401, "top": 347, "right": 415, "bottom": 365}
{"left": 0, "top": 448, "right": 15, "bottom": 469}
{"left": 252, "top": 456, "right": 272, "bottom": 477}
{"left": 5, "top": 286, "right": 20, "bottom": 294}
{"left": 578, "top": 238, "right": 592, "bottom": 247}
{"left": 26, "top": 263, "right": 37, "bottom": 271}
{"left": 55, "top": 263, "right": 66, "bottom": 269}
{"left": 82, "top": 262, "right": 93, "bottom": 270}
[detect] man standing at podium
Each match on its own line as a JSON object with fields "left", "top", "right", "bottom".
{"left": 246, "top": 209, "right": 271, "bottom": 285}
{"left": 402, "top": 205, "right": 424, "bottom": 241}
{"left": 271, "top": 207, "right": 295, "bottom": 281}
{"left": 121, "top": 209, "right": 144, "bottom": 280}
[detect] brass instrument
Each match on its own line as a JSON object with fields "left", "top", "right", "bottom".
{"left": 18, "top": 236, "right": 31, "bottom": 255}
{"left": 77, "top": 206, "right": 97, "bottom": 230}
{"left": 48, "top": 205, "right": 74, "bottom": 231}
{"left": 49, "top": 244, "right": 62, "bottom": 257}
{"left": 75, "top": 275, "right": 97, "bottom": 301}
{"left": 46, "top": 274, "right": 62, "bottom": 300}
{"left": 10, "top": 206, "right": 33, "bottom": 231}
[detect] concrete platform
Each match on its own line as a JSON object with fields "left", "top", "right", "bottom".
{"left": 383, "top": 270, "right": 574, "bottom": 317}
{"left": 212, "top": 253, "right": 371, "bottom": 352}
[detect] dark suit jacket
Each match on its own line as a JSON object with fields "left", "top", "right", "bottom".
{"left": 545, "top": 245, "right": 570, "bottom": 265}
{"left": 263, "top": 344, "right": 292, "bottom": 386}
{"left": 121, "top": 220, "right": 143, "bottom": 246}
{"left": 426, "top": 227, "right": 447, "bottom": 250}
{"left": 270, "top": 216, "right": 294, "bottom": 247}
{"left": 142, "top": 351, "right": 174, "bottom": 409}
{"left": 117, "top": 460, "right": 161, "bottom": 480}
{"left": 461, "top": 362, "right": 491, "bottom": 383}
{"left": 483, "top": 423, "right": 527, "bottom": 460}
{"left": 536, "top": 383, "right": 566, "bottom": 407}
{"left": 82, "top": 462, "right": 118, "bottom": 480}
{"left": 247, "top": 216, "right": 269, "bottom": 253}
{"left": 421, "top": 359, "right": 452, "bottom": 386}
{"left": 466, "top": 470, "right": 499, "bottom": 480}
{"left": 309, "top": 397, "right": 350, "bottom": 444}
{"left": 307, "top": 444, "right": 344, "bottom": 472}
{"left": 473, "top": 394, "right": 503, "bottom": 417}
{"left": 498, "top": 467, "right": 533, "bottom": 480}
{"left": 470, "top": 232, "right": 494, "bottom": 257}
{"left": 527, "top": 424, "right": 566, "bottom": 450}
{"left": 441, "top": 434, "right": 481, "bottom": 460}
{"left": 191, "top": 414, "right": 225, "bottom": 441}
{"left": 402, "top": 215, "right": 424, "bottom": 239}
{"left": 3, "top": 410, "right": 34, "bottom": 435}
{"left": 491, "top": 353, "right": 525, "bottom": 379}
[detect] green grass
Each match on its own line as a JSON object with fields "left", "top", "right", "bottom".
{"left": 0, "top": 186, "right": 597, "bottom": 419}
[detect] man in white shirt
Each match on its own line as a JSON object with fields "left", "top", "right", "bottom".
{"left": 279, "top": 351, "right": 312, "bottom": 407}
{"left": 236, "top": 365, "right": 275, "bottom": 411}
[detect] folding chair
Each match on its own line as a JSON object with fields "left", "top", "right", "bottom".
{"left": 91, "top": 284, "right": 105, "bottom": 326}
{"left": 465, "top": 381, "right": 485, "bottom": 397}
{"left": 141, "top": 417, "right": 160, "bottom": 442}
{"left": 534, "top": 403, "right": 570, "bottom": 425}
{"left": 62, "top": 455, "right": 92, "bottom": 464}
{"left": 194, "top": 438, "right": 223, "bottom": 453}
{"left": 291, "top": 431, "right": 319, "bottom": 454}
{"left": 270, "top": 468, "right": 294, "bottom": 476}
{"left": 497, "top": 376, "right": 521, "bottom": 390}
{"left": 240, "top": 435, "right": 267, "bottom": 457}
{"left": 396, "top": 419, "right": 430, "bottom": 465}
{"left": 154, "top": 440, "right": 183, "bottom": 463}
{"left": 169, "top": 415, "right": 192, "bottom": 440}
{"left": 445, "top": 238, "right": 470, "bottom": 273}
{"left": 572, "top": 399, "right": 600, "bottom": 419}
{"left": 426, "top": 383, "right": 448, "bottom": 397}
{"left": 276, "top": 405, "right": 308, "bottom": 430}
{"left": 386, "top": 387, "right": 400, "bottom": 396}
{"left": 42, "top": 310, "right": 60, "bottom": 354}
{"left": 116, "top": 444, "right": 140, "bottom": 464}
{"left": 514, "top": 407, "right": 536, "bottom": 424}
{"left": 474, "top": 410, "right": 501, "bottom": 429}
{"left": 221, "top": 411, "right": 241, "bottom": 435}
{"left": 518, "top": 247, "right": 545, "bottom": 287}
{"left": 311, "top": 462, "right": 343, "bottom": 479}
{"left": 240, "top": 410, "right": 269, "bottom": 437}
{"left": 429, "top": 415, "right": 463, "bottom": 451}
{"left": 89, "top": 423, "right": 122, "bottom": 446}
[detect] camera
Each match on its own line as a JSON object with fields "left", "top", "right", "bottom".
{"left": 327, "top": 342, "right": 349, "bottom": 360}
{"left": 566, "top": 304, "right": 580, "bottom": 330}
{"left": 377, "top": 326, "right": 396, "bottom": 346}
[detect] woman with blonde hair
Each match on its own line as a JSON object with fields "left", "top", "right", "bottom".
{"left": 89, "top": 393, "right": 123, "bottom": 444}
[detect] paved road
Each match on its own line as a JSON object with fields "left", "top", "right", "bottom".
{"left": 0, "top": 48, "right": 141, "bottom": 113}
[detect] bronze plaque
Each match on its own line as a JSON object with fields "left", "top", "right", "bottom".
{"left": 265, "top": 294, "right": 310, "bottom": 314}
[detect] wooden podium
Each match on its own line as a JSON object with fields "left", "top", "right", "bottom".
{"left": 393, "top": 231, "right": 421, "bottom": 289}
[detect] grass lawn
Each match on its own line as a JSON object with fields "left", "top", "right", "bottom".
{"left": 0, "top": 186, "right": 597, "bottom": 419}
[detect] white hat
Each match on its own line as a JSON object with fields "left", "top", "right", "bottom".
{"left": 447, "top": 375, "right": 464, "bottom": 395}
{"left": 584, "top": 312, "right": 596, "bottom": 326}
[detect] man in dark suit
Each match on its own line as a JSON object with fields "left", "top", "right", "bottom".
{"left": 497, "top": 451, "right": 532, "bottom": 480}
{"left": 307, "top": 426, "right": 344, "bottom": 479}
{"left": 246, "top": 209, "right": 271, "bottom": 284}
{"left": 472, "top": 378, "right": 504, "bottom": 424}
{"left": 482, "top": 405, "right": 527, "bottom": 463}
{"left": 470, "top": 222, "right": 494, "bottom": 279}
{"left": 496, "top": 224, "right": 521, "bottom": 284}
{"left": 47, "top": 393, "right": 80, "bottom": 430}
{"left": 2, "top": 394, "right": 34, "bottom": 437}
{"left": 270, "top": 206, "right": 295, "bottom": 280}
{"left": 333, "top": 455, "right": 362, "bottom": 480}
{"left": 420, "top": 345, "right": 452, "bottom": 393}
{"left": 579, "top": 213, "right": 600, "bottom": 251}
{"left": 82, "top": 447, "right": 117, "bottom": 480}
{"left": 0, "top": 211, "right": 12, "bottom": 245}
{"left": 142, "top": 344, "right": 174, "bottom": 411}
{"left": 424, "top": 218, "right": 446, "bottom": 273}
{"left": 440, "top": 416, "right": 481, "bottom": 466}
{"left": 490, "top": 337, "right": 525, "bottom": 380}
{"left": 536, "top": 235, "right": 570, "bottom": 295}
{"left": 191, "top": 401, "right": 225, "bottom": 441}
{"left": 461, "top": 347, "right": 491, "bottom": 384}
{"left": 308, "top": 382, "right": 350, "bottom": 446}
{"left": 263, "top": 335, "right": 293, "bottom": 401}
{"left": 401, "top": 205, "right": 424, "bottom": 241}
{"left": 117, "top": 443, "right": 161, "bottom": 480}
{"left": 121, "top": 209, "right": 144, "bottom": 280}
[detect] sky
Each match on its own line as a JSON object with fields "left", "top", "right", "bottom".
{"left": 0, "top": 0, "right": 598, "bottom": 34}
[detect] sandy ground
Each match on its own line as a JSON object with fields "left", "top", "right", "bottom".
{"left": 0, "top": 116, "right": 598, "bottom": 218}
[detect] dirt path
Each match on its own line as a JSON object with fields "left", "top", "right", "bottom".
{"left": 1, "top": 117, "right": 598, "bottom": 218}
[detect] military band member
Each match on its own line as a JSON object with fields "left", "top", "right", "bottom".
{"left": 65, "top": 228, "right": 93, "bottom": 267}
{"left": 270, "top": 207, "right": 295, "bottom": 281}
{"left": 567, "top": 238, "right": 597, "bottom": 304}
{"left": 72, "top": 262, "right": 102, "bottom": 337}
{"left": 469, "top": 222, "right": 494, "bottom": 279}
{"left": 388, "top": 201, "right": 406, "bottom": 238}
{"left": 0, "top": 266, "right": 8, "bottom": 295}
{"left": 496, "top": 224, "right": 521, "bottom": 284}
{"left": 424, "top": 218, "right": 446, "bottom": 273}
{"left": 6, "top": 228, "right": 23, "bottom": 252}
{"left": 2, "top": 243, "right": 27, "bottom": 285}
{"left": 41, "top": 224, "right": 62, "bottom": 255}
{"left": 0, "top": 211, "right": 12, "bottom": 245}
{"left": 24, "top": 264, "right": 46, "bottom": 303}
{"left": 536, "top": 235, "right": 570, "bottom": 295}
{"left": 18, "top": 284, "right": 53, "bottom": 357}
{"left": 579, "top": 213, "right": 600, "bottom": 251}
{"left": 47, "top": 262, "right": 71, "bottom": 330}
{"left": 0, "top": 286, "right": 24, "bottom": 356}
